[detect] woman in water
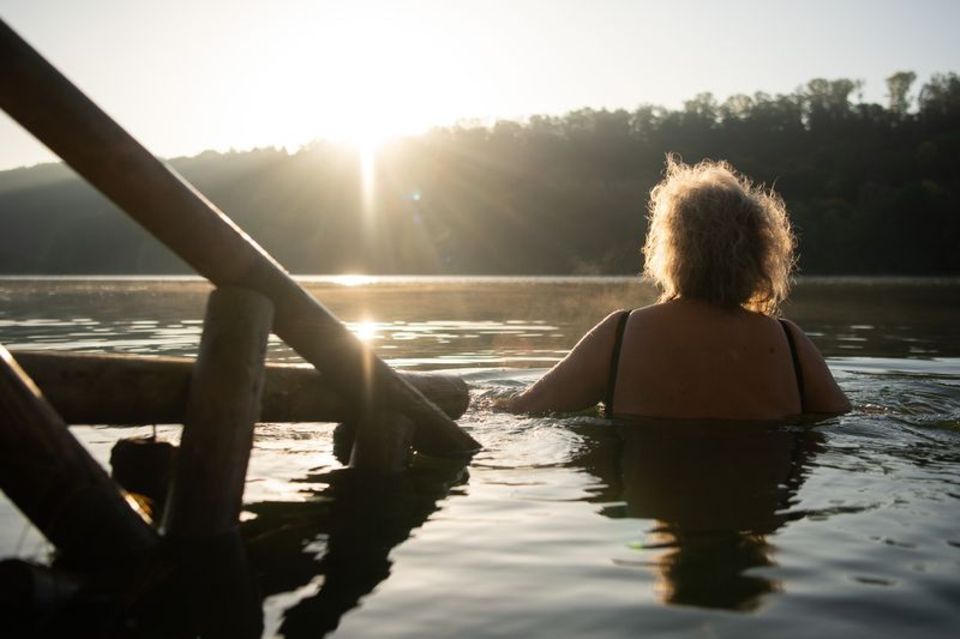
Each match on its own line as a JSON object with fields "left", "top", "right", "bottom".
{"left": 503, "top": 157, "right": 850, "bottom": 419}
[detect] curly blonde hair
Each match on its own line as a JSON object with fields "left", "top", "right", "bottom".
{"left": 642, "top": 156, "right": 796, "bottom": 315}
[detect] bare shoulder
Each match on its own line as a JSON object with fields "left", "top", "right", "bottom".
{"left": 779, "top": 317, "right": 852, "bottom": 415}
{"left": 614, "top": 302, "right": 674, "bottom": 329}
{"left": 778, "top": 317, "right": 810, "bottom": 341}
{"left": 628, "top": 302, "right": 667, "bottom": 319}
{"left": 779, "top": 317, "right": 832, "bottom": 361}
{"left": 573, "top": 308, "right": 633, "bottom": 360}
{"left": 598, "top": 307, "right": 633, "bottom": 326}
{"left": 500, "top": 308, "right": 632, "bottom": 414}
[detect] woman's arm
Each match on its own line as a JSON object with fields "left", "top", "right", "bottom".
{"left": 499, "top": 310, "right": 627, "bottom": 414}
{"left": 781, "top": 319, "right": 851, "bottom": 415}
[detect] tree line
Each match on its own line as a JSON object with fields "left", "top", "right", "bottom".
{"left": 0, "top": 71, "right": 957, "bottom": 275}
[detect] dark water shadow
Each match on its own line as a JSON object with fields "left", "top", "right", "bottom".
{"left": 570, "top": 418, "right": 825, "bottom": 612}
{"left": 241, "top": 456, "right": 469, "bottom": 638}
{"left": 2, "top": 530, "right": 264, "bottom": 639}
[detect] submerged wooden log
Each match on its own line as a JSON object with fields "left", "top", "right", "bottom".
{"left": 14, "top": 350, "right": 470, "bottom": 424}
{"left": 0, "top": 345, "right": 158, "bottom": 565}
{"left": 110, "top": 437, "right": 177, "bottom": 515}
{"left": 0, "top": 20, "right": 480, "bottom": 457}
{"left": 164, "top": 287, "right": 272, "bottom": 537}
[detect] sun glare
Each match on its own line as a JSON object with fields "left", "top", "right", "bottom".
{"left": 255, "top": 12, "right": 459, "bottom": 232}
{"left": 353, "top": 320, "right": 378, "bottom": 342}
{"left": 227, "top": 5, "right": 466, "bottom": 159}
{"left": 333, "top": 274, "right": 377, "bottom": 287}
{"left": 360, "top": 143, "right": 377, "bottom": 230}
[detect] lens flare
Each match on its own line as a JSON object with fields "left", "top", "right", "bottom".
{"left": 353, "top": 320, "right": 378, "bottom": 342}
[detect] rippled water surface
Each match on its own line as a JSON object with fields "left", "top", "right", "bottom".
{"left": 1, "top": 276, "right": 959, "bottom": 638}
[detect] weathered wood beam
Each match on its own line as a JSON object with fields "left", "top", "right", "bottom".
{"left": 14, "top": 350, "right": 470, "bottom": 424}
{"left": 0, "top": 345, "right": 158, "bottom": 565}
{"left": 164, "top": 287, "right": 272, "bottom": 537}
{"left": 0, "top": 20, "right": 480, "bottom": 457}
{"left": 349, "top": 411, "right": 415, "bottom": 473}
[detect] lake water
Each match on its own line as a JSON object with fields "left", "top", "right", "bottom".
{"left": 1, "top": 276, "right": 959, "bottom": 638}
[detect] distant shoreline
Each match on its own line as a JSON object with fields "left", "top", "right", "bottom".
{"left": 2, "top": 274, "right": 959, "bottom": 285}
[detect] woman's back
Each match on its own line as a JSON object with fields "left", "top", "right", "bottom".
{"left": 612, "top": 300, "right": 801, "bottom": 420}
{"left": 503, "top": 299, "right": 848, "bottom": 419}
{"left": 500, "top": 157, "right": 850, "bottom": 419}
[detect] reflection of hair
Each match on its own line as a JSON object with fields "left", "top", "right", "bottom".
{"left": 656, "top": 530, "right": 779, "bottom": 611}
{"left": 642, "top": 156, "right": 795, "bottom": 315}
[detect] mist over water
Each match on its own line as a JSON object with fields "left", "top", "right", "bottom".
{"left": 0, "top": 276, "right": 958, "bottom": 638}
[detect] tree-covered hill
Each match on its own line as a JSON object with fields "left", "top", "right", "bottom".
{"left": 1, "top": 72, "right": 958, "bottom": 275}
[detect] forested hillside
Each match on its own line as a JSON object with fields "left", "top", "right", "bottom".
{"left": 1, "top": 72, "right": 958, "bottom": 275}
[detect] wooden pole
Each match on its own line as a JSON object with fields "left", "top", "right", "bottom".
{"left": 163, "top": 287, "right": 272, "bottom": 538}
{"left": 0, "top": 19, "right": 480, "bottom": 457}
{"left": 14, "top": 350, "right": 470, "bottom": 424}
{"left": 349, "top": 411, "right": 415, "bottom": 473}
{"left": 0, "top": 344, "right": 158, "bottom": 565}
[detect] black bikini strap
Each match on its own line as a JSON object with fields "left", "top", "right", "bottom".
{"left": 779, "top": 319, "right": 806, "bottom": 412}
{"left": 603, "top": 310, "right": 631, "bottom": 418}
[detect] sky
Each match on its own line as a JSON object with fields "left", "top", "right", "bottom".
{"left": 1, "top": 0, "right": 958, "bottom": 170}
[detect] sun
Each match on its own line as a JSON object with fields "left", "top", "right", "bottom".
{"left": 224, "top": 6, "right": 468, "bottom": 236}
{"left": 352, "top": 320, "right": 378, "bottom": 342}
{"left": 337, "top": 109, "right": 398, "bottom": 156}
{"left": 233, "top": 6, "right": 463, "bottom": 157}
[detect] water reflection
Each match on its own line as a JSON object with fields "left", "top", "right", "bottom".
{"left": 2, "top": 277, "right": 959, "bottom": 636}
{"left": 577, "top": 420, "right": 824, "bottom": 611}
{"left": 1, "top": 278, "right": 959, "bottom": 365}
{"left": 242, "top": 456, "right": 468, "bottom": 637}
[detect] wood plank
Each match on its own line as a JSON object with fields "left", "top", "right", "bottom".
{"left": 14, "top": 350, "right": 470, "bottom": 424}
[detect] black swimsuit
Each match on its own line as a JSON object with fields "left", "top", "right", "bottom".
{"left": 602, "top": 310, "right": 805, "bottom": 417}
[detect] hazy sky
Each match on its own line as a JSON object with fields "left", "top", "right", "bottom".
{"left": 1, "top": 0, "right": 958, "bottom": 170}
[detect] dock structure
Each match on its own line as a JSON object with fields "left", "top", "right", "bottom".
{"left": 0, "top": 17, "right": 477, "bottom": 627}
